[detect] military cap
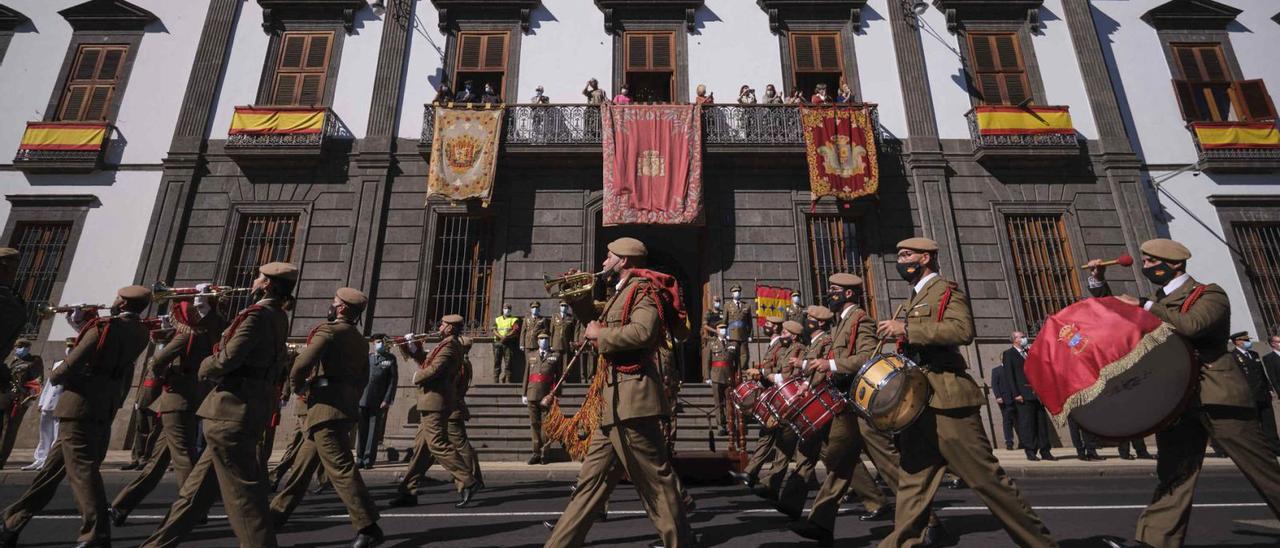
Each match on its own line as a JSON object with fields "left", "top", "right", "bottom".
{"left": 782, "top": 321, "right": 804, "bottom": 335}
{"left": 0, "top": 248, "right": 17, "bottom": 262}
{"left": 559, "top": 299, "right": 568, "bottom": 306}
{"left": 829, "top": 273, "right": 863, "bottom": 287}
{"left": 1140, "top": 238, "right": 1191, "bottom": 262}
{"left": 897, "top": 237, "right": 939, "bottom": 252}
{"left": 118, "top": 285, "right": 152, "bottom": 302}
{"left": 1229, "top": 331, "right": 1251, "bottom": 340}
{"left": 537, "top": 332, "right": 549, "bottom": 339}
{"left": 14, "top": 338, "right": 30, "bottom": 348}
{"left": 790, "top": 290, "right": 800, "bottom": 297}
{"left": 370, "top": 333, "right": 387, "bottom": 341}
{"left": 764, "top": 315, "right": 784, "bottom": 324}
{"left": 63, "top": 337, "right": 76, "bottom": 347}
{"left": 441, "top": 314, "right": 465, "bottom": 325}
{"left": 805, "top": 305, "right": 834, "bottom": 321}
{"left": 529, "top": 301, "right": 542, "bottom": 308}
{"left": 260, "top": 262, "right": 299, "bottom": 281}
{"left": 336, "top": 287, "right": 367, "bottom": 308}
{"left": 716, "top": 322, "right": 728, "bottom": 328}
{"left": 729, "top": 284, "right": 742, "bottom": 292}
{"left": 606, "top": 237, "right": 647, "bottom": 257}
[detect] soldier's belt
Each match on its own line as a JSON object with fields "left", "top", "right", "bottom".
{"left": 528, "top": 373, "right": 551, "bottom": 383}
{"left": 710, "top": 360, "right": 732, "bottom": 368}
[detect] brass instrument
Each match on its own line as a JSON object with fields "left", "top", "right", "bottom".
{"left": 543, "top": 269, "right": 605, "bottom": 301}
{"left": 386, "top": 333, "right": 434, "bottom": 347}
{"left": 37, "top": 303, "right": 108, "bottom": 319}
{"left": 152, "top": 282, "right": 252, "bottom": 301}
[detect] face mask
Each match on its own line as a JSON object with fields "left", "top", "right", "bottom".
{"left": 896, "top": 261, "right": 922, "bottom": 282}
{"left": 713, "top": 302, "right": 721, "bottom": 310}
{"left": 1142, "top": 262, "right": 1178, "bottom": 286}
{"left": 780, "top": 336, "right": 792, "bottom": 346}
{"left": 827, "top": 291, "right": 845, "bottom": 309}
{"left": 15, "top": 347, "right": 29, "bottom": 359}
{"left": 110, "top": 304, "right": 122, "bottom": 316}
{"left": 560, "top": 306, "right": 569, "bottom": 315}
{"left": 503, "top": 308, "right": 511, "bottom": 315}
{"left": 1243, "top": 340, "right": 1254, "bottom": 350}
{"left": 1018, "top": 337, "right": 1029, "bottom": 349}
{"left": 718, "top": 328, "right": 727, "bottom": 338}
{"left": 252, "top": 287, "right": 266, "bottom": 302}
{"left": 792, "top": 296, "right": 800, "bottom": 305}
{"left": 530, "top": 308, "right": 540, "bottom": 316}
{"left": 327, "top": 305, "right": 338, "bottom": 322}
{"left": 538, "top": 340, "right": 550, "bottom": 350}
{"left": 806, "top": 322, "right": 821, "bottom": 335}
{"left": 375, "top": 342, "right": 385, "bottom": 353}
{"left": 732, "top": 291, "right": 741, "bottom": 300}
{"left": 195, "top": 300, "right": 212, "bottom": 318}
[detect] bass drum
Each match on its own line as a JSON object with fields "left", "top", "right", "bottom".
{"left": 851, "top": 353, "right": 931, "bottom": 433}
{"left": 1069, "top": 335, "right": 1196, "bottom": 440}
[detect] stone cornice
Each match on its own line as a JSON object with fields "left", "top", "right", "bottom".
{"left": 754, "top": 0, "right": 866, "bottom": 33}
{"left": 594, "top": 0, "right": 705, "bottom": 34}
{"left": 1142, "top": 0, "right": 1242, "bottom": 31}
{"left": 931, "top": 0, "right": 1041, "bottom": 33}
{"left": 0, "top": 4, "right": 29, "bottom": 31}
{"left": 58, "top": 0, "right": 157, "bottom": 32}
{"left": 258, "top": 0, "right": 369, "bottom": 34}
{"left": 430, "top": 0, "right": 541, "bottom": 33}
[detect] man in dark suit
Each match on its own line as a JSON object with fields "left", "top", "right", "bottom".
{"left": 358, "top": 335, "right": 398, "bottom": 469}
{"left": 990, "top": 364, "right": 1018, "bottom": 450}
{"left": 1232, "top": 332, "right": 1280, "bottom": 456}
{"left": 1004, "top": 330, "right": 1055, "bottom": 461}
{"left": 1266, "top": 334, "right": 1280, "bottom": 456}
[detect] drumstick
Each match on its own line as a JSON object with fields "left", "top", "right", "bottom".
{"left": 873, "top": 304, "right": 907, "bottom": 356}
{"left": 541, "top": 338, "right": 592, "bottom": 408}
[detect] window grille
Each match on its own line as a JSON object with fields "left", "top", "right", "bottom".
{"left": 427, "top": 215, "right": 494, "bottom": 336}
{"left": 224, "top": 214, "right": 298, "bottom": 314}
{"left": 806, "top": 215, "right": 875, "bottom": 318}
{"left": 1005, "top": 214, "right": 1081, "bottom": 335}
{"left": 1233, "top": 222, "right": 1280, "bottom": 336}
{"left": 9, "top": 222, "right": 72, "bottom": 336}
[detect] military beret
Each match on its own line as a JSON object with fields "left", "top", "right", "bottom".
{"left": 897, "top": 237, "right": 939, "bottom": 252}
{"left": 529, "top": 301, "right": 542, "bottom": 308}
{"left": 607, "top": 237, "right": 647, "bottom": 258}
{"left": 829, "top": 272, "right": 863, "bottom": 288}
{"left": 716, "top": 322, "right": 728, "bottom": 328}
{"left": 260, "top": 262, "right": 299, "bottom": 282}
{"left": 729, "top": 284, "right": 742, "bottom": 292}
{"left": 1229, "top": 331, "right": 1250, "bottom": 340}
{"left": 805, "top": 305, "right": 834, "bottom": 321}
{"left": 370, "top": 333, "right": 387, "bottom": 341}
{"left": 118, "top": 285, "right": 152, "bottom": 302}
{"left": 1140, "top": 238, "right": 1191, "bottom": 262}
{"left": 782, "top": 321, "right": 804, "bottom": 335}
{"left": 336, "top": 287, "right": 367, "bottom": 308}
{"left": 14, "top": 338, "right": 30, "bottom": 348}
{"left": 0, "top": 248, "right": 17, "bottom": 262}
{"left": 441, "top": 314, "right": 465, "bottom": 325}
{"left": 764, "top": 315, "right": 784, "bottom": 324}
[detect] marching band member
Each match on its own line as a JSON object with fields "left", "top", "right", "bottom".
{"left": 732, "top": 316, "right": 786, "bottom": 489}
{"left": 745, "top": 319, "right": 807, "bottom": 502}
{"left": 0, "top": 339, "right": 42, "bottom": 469}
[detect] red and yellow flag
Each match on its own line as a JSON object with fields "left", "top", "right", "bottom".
{"left": 18, "top": 122, "right": 109, "bottom": 151}
{"left": 1191, "top": 121, "right": 1280, "bottom": 149}
{"left": 229, "top": 106, "right": 326, "bottom": 135}
{"left": 754, "top": 285, "right": 792, "bottom": 326}
{"left": 973, "top": 105, "right": 1075, "bottom": 135}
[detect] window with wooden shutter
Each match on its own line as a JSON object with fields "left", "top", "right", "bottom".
{"left": 56, "top": 44, "right": 128, "bottom": 121}
{"left": 623, "top": 31, "right": 675, "bottom": 103}
{"left": 1005, "top": 214, "right": 1081, "bottom": 335}
{"left": 270, "top": 31, "right": 333, "bottom": 106}
{"left": 789, "top": 32, "right": 843, "bottom": 101}
{"left": 1169, "top": 43, "right": 1238, "bottom": 122}
{"left": 966, "top": 32, "right": 1030, "bottom": 106}
{"left": 1231, "top": 79, "right": 1277, "bottom": 121}
{"left": 452, "top": 31, "right": 508, "bottom": 102}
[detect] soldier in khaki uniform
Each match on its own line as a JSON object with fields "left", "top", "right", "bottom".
{"left": 454, "top": 336, "right": 484, "bottom": 484}
{"left": 546, "top": 237, "right": 696, "bottom": 548}
{"left": 0, "top": 339, "right": 43, "bottom": 469}
{"left": 0, "top": 249, "right": 25, "bottom": 370}
{"left": 141, "top": 262, "right": 296, "bottom": 548}
{"left": 550, "top": 300, "right": 578, "bottom": 378}
{"left": 110, "top": 298, "right": 227, "bottom": 526}
{"left": 1091, "top": 239, "right": 1280, "bottom": 548}
{"left": 523, "top": 301, "right": 551, "bottom": 354}
{"left": 524, "top": 332, "right": 559, "bottom": 464}
{"left": 391, "top": 314, "right": 480, "bottom": 508}
{"left": 774, "top": 306, "right": 841, "bottom": 520}
{"left": 269, "top": 288, "right": 383, "bottom": 547}
{"left": 784, "top": 290, "right": 806, "bottom": 324}
{"left": 723, "top": 284, "right": 752, "bottom": 372}
{"left": 0, "top": 286, "right": 151, "bottom": 548}
{"left": 877, "top": 238, "right": 1054, "bottom": 548}
{"left": 746, "top": 320, "right": 807, "bottom": 501}
{"left": 703, "top": 322, "right": 737, "bottom": 435}
{"left": 732, "top": 316, "right": 785, "bottom": 488}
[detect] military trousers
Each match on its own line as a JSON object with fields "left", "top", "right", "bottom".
{"left": 806, "top": 411, "right": 878, "bottom": 533}
{"left": 744, "top": 423, "right": 781, "bottom": 479}
{"left": 59, "top": 418, "right": 113, "bottom": 543}
{"left": 113, "top": 411, "right": 198, "bottom": 515}
{"left": 141, "top": 418, "right": 277, "bottom": 548}
{"left": 1134, "top": 404, "right": 1280, "bottom": 548}
{"left": 880, "top": 406, "right": 1055, "bottom": 548}
{"left": 528, "top": 401, "right": 547, "bottom": 455}
{"left": 858, "top": 416, "right": 941, "bottom": 529}
{"left": 493, "top": 342, "right": 519, "bottom": 383}
{"left": 411, "top": 413, "right": 483, "bottom": 491}
{"left": 270, "top": 419, "right": 379, "bottom": 532}
{"left": 756, "top": 424, "right": 794, "bottom": 497}
{"left": 0, "top": 401, "right": 31, "bottom": 467}
{"left": 398, "top": 410, "right": 475, "bottom": 496}
{"left": 777, "top": 424, "right": 823, "bottom": 517}
{"left": 545, "top": 417, "right": 694, "bottom": 548}
{"left": 711, "top": 381, "right": 731, "bottom": 429}
{"left": 2, "top": 412, "right": 115, "bottom": 535}
{"left": 130, "top": 408, "right": 162, "bottom": 465}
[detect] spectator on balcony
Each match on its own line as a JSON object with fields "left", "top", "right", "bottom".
{"left": 455, "top": 80, "right": 478, "bottom": 103}
{"left": 583, "top": 78, "right": 608, "bottom": 105}
{"left": 432, "top": 82, "right": 453, "bottom": 105}
{"left": 786, "top": 88, "right": 806, "bottom": 105}
{"left": 836, "top": 77, "right": 855, "bottom": 104}
{"left": 530, "top": 86, "right": 549, "bottom": 104}
{"left": 695, "top": 84, "right": 714, "bottom": 105}
{"left": 763, "top": 84, "right": 783, "bottom": 104}
{"left": 811, "top": 83, "right": 833, "bottom": 104}
{"left": 481, "top": 83, "right": 501, "bottom": 105}
{"left": 738, "top": 85, "right": 757, "bottom": 105}
{"left": 613, "top": 85, "right": 633, "bottom": 105}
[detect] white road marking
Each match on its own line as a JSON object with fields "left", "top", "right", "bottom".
{"left": 29, "top": 502, "right": 1268, "bottom": 521}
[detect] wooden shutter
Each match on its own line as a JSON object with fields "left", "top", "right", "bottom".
{"left": 1172, "top": 44, "right": 1230, "bottom": 83}
{"left": 271, "top": 31, "right": 333, "bottom": 106}
{"left": 56, "top": 44, "right": 129, "bottom": 121}
{"left": 790, "top": 33, "right": 841, "bottom": 73}
{"left": 1171, "top": 79, "right": 1204, "bottom": 121}
{"left": 1232, "top": 79, "right": 1277, "bottom": 121}
{"left": 456, "top": 32, "right": 507, "bottom": 71}
{"left": 625, "top": 31, "right": 675, "bottom": 71}
{"left": 967, "top": 32, "right": 1029, "bottom": 106}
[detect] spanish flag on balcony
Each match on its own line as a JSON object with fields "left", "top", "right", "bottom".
{"left": 229, "top": 106, "right": 325, "bottom": 135}
{"left": 18, "top": 122, "right": 109, "bottom": 151}
{"left": 973, "top": 105, "right": 1075, "bottom": 135}
{"left": 1191, "top": 121, "right": 1280, "bottom": 149}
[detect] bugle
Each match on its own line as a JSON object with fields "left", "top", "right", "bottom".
{"left": 37, "top": 303, "right": 108, "bottom": 319}
{"left": 543, "top": 269, "right": 605, "bottom": 302}
{"left": 152, "top": 282, "right": 252, "bottom": 301}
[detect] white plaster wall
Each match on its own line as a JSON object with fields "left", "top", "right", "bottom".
{"left": 396, "top": 2, "right": 446, "bottom": 139}
{"left": 0, "top": 171, "right": 163, "bottom": 342}
{"left": 330, "top": 11, "right": 383, "bottom": 138}
{"left": 208, "top": 1, "right": 272, "bottom": 140}
{"left": 685, "top": 0, "right": 782, "bottom": 102}
{"left": 514, "top": 0, "right": 611, "bottom": 107}
{"left": 1034, "top": 0, "right": 1098, "bottom": 139}
{"left": 915, "top": 5, "right": 971, "bottom": 139}
{"left": 860, "top": 0, "right": 907, "bottom": 138}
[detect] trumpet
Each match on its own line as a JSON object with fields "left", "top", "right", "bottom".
{"left": 37, "top": 303, "right": 108, "bottom": 319}
{"left": 544, "top": 269, "right": 606, "bottom": 302}
{"left": 152, "top": 282, "right": 252, "bottom": 301}
{"left": 386, "top": 333, "right": 434, "bottom": 347}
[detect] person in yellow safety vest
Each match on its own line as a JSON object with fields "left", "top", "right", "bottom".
{"left": 492, "top": 304, "right": 521, "bottom": 383}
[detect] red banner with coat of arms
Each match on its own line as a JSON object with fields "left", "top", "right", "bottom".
{"left": 427, "top": 106, "right": 504, "bottom": 207}
{"left": 801, "top": 106, "right": 879, "bottom": 209}
{"left": 601, "top": 104, "right": 704, "bottom": 226}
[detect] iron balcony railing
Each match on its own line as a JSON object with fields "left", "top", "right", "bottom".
{"left": 1188, "top": 120, "right": 1280, "bottom": 163}
{"left": 965, "top": 107, "right": 1080, "bottom": 150}
{"left": 12, "top": 121, "right": 112, "bottom": 169}
{"left": 225, "top": 106, "right": 349, "bottom": 150}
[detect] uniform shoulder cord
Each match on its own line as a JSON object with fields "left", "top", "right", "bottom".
{"left": 1181, "top": 284, "right": 1207, "bottom": 314}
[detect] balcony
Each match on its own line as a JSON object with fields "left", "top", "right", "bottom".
{"left": 1189, "top": 121, "right": 1280, "bottom": 173}
{"left": 966, "top": 105, "right": 1082, "bottom": 167}
{"left": 224, "top": 106, "right": 349, "bottom": 165}
{"left": 12, "top": 121, "right": 111, "bottom": 173}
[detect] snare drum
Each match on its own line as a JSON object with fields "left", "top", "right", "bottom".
{"left": 731, "top": 380, "right": 761, "bottom": 412}
{"left": 769, "top": 377, "right": 810, "bottom": 421}
{"left": 852, "top": 353, "right": 932, "bottom": 433}
{"left": 788, "top": 380, "right": 849, "bottom": 442}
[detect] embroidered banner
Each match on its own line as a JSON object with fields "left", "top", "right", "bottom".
{"left": 601, "top": 104, "right": 703, "bottom": 225}
{"left": 427, "top": 106, "right": 504, "bottom": 207}
{"left": 19, "top": 122, "right": 109, "bottom": 151}
{"left": 801, "top": 106, "right": 879, "bottom": 207}
{"left": 754, "top": 285, "right": 792, "bottom": 326}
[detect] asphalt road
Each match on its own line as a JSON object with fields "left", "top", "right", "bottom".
{"left": 1, "top": 469, "right": 1275, "bottom": 547}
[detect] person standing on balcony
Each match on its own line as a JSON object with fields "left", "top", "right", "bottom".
{"left": 810, "top": 83, "right": 832, "bottom": 104}
{"left": 763, "top": 84, "right": 783, "bottom": 104}
{"left": 836, "top": 77, "right": 855, "bottom": 104}
{"left": 481, "top": 83, "right": 501, "bottom": 105}
{"left": 431, "top": 82, "right": 452, "bottom": 104}
{"left": 737, "top": 85, "right": 756, "bottom": 104}
{"left": 583, "top": 78, "right": 608, "bottom": 105}
{"left": 492, "top": 304, "right": 521, "bottom": 384}
{"left": 786, "top": 88, "right": 806, "bottom": 105}
{"left": 455, "top": 80, "right": 478, "bottom": 104}
{"left": 695, "top": 84, "right": 714, "bottom": 105}
{"left": 531, "top": 86, "right": 550, "bottom": 104}
{"left": 613, "top": 85, "right": 632, "bottom": 105}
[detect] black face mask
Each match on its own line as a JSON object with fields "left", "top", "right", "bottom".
{"left": 327, "top": 305, "right": 338, "bottom": 322}
{"left": 251, "top": 287, "right": 266, "bottom": 302}
{"left": 780, "top": 336, "right": 792, "bottom": 346}
{"left": 827, "top": 292, "right": 845, "bottom": 310}
{"left": 110, "top": 305, "right": 122, "bottom": 316}
{"left": 896, "top": 261, "right": 922, "bottom": 282}
{"left": 1142, "top": 262, "right": 1179, "bottom": 286}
